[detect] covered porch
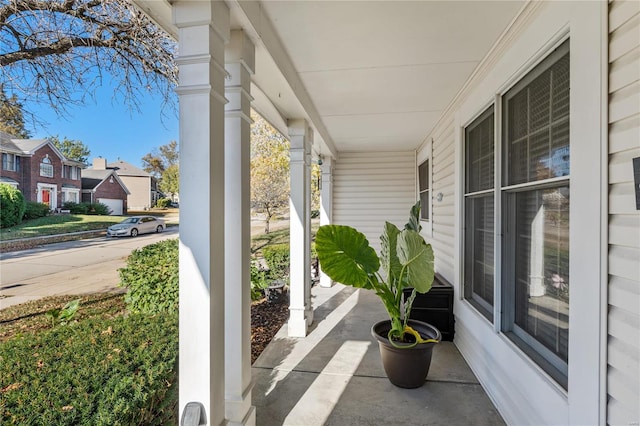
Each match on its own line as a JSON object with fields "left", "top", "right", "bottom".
{"left": 252, "top": 283, "right": 503, "bottom": 425}
{"left": 130, "top": 1, "right": 627, "bottom": 425}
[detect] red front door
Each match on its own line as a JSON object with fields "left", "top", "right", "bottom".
{"left": 41, "top": 189, "right": 50, "bottom": 206}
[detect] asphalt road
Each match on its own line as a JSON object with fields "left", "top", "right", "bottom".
{"left": 0, "top": 227, "right": 179, "bottom": 310}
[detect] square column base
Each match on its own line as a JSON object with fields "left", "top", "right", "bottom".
{"left": 319, "top": 273, "right": 334, "bottom": 288}
{"left": 226, "top": 403, "right": 256, "bottom": 426}
{"left": 305, "top": 304, "right": 314, "bottom": 326}
{"left": 288, "top": 308, "right": 308, "bottom": 337}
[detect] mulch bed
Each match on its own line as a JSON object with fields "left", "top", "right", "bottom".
{"left": 251, "top": 297, "right": 289, "bottom": 363}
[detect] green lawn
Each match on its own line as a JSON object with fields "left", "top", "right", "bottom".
{"left": 250, "top": 220, "right": 319, "bottom": 254}
{"left": 0, "top": 215, "right": 126, "bottom": 241}
{"left": 0, "top": 293, "right": 178, "bottom": 424}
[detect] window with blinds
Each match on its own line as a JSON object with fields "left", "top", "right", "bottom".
{"left": 464, "top": 106, "right": 495, "bottom": 320}
{"left": 2, "top": 153, "right": 19, "bottom": 172}
{"left": 501, "top": 39, "right": 570, "bottom": 388}
{"left": 418, "top": 159, "right": 430, "bottom": 221}
{"left": 462, "top": 39, "right": 570, "bottom": 388}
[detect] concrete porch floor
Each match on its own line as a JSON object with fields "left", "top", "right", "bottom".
{"left": 252, "top": 284, "right": 504, "bottom": 425}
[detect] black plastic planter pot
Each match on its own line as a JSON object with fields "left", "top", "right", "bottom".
{"left": 371, "top": 319, "right": 441, "bottom": 389}
{"left": 263, "top": 280, "right": 286, "bottom": 303}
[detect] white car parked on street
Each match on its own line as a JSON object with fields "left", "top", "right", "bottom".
{"left": 106, "top": 216, "right": 165, "bottom": 237}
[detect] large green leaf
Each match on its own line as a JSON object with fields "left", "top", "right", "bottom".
{"left": 380, "top": 222, "right": 402, "bottom": 286}
{"left": 397, "top": 230, "right": 434, "bottom": 294}
{"left": 404, "top": 200, "right": 422, "bottom": 232}
{"left": 316, "top": 225, "right": 379, "bottom": 289}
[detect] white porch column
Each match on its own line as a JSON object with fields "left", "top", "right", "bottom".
{"left": 174, "top": 2, "right": 229, "bottom": 425}
{"left": 288, "top": 120, "right": 313, "bottom": 337}
{"left": 224, "top": 30, "right": 256, "bottom": 426}
{"left": 319, "top": 157, "right": 334, "bottom": 288}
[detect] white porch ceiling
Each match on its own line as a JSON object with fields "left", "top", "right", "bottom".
{"left": 256, "top": 1, "right": 525, "bottom": 155}
{"left": 134, "top": 0, "right": 525, "bottom": 158}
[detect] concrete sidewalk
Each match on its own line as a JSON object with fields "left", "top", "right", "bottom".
{"left": 252, "top": 284, "right": 504, "bottom": 425}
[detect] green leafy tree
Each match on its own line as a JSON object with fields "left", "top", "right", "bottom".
{"left": 159, "top": 163, "right": 179, "bottom": 199}
{"left": 0, "top": 85, "right": 30, "bottom": 138}
{"left": 49, "top": 135, "right": 91, "bottom": 164}
{"left": 251, "top": 111, "right": 290, "bottom": 234}
{"left": 142, "top": 140, "right": 178, "bottom": 179}
{"left": 0, "top": 0, "right": 177, "bottom": 116}
{"left": 311, "top": 163, "right": 321, "bottom": 213}
{"left": 142, "top": 140, "right": 179, "bottom": 200}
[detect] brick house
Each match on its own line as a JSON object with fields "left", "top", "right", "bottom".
{"left": 0, "top": 131, "right": 84, "bottom": 210}
{"left": 81, "top": 168, "right": 129, "bottom": 215}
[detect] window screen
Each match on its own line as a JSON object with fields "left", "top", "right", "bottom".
{"left": 463, "top": 106, "right": 495, "bottom": 320}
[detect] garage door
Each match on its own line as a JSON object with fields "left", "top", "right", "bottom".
{"left": 98, "top": 198, "right": 123, "bottom": 215}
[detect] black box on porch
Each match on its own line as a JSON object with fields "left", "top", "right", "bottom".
{"left": 403, "top": 273, "right": 455, "bottom": 342}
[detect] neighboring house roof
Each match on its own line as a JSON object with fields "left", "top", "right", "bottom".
{"left": 107, "top": 160, "right": 151, "bottom": 177}
{"left": 0, "top": 131, "right": 23, "bottom": 154}
{"left": 0, "top": 132, "right": 84, "bottom": 166}
{"left": 81, "top": 169, "right": 130, "bottom": 194}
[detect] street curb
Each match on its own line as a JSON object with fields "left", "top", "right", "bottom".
{"left": 0, "top": 230, "right": 106, "bottom": 253}
{"left": 0, "top": 225, "right": 179, "bottom": 254}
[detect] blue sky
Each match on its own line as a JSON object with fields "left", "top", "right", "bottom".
{"left": 25, "top": 77, "right": 179, "bottom": 169}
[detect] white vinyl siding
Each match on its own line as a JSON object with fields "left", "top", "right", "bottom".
{"left": 431, "top": 117, "right": 456, "bottom": 280}
{"left": 332, "top": 151, "right": 415, "bottom": 252}
{"left": 607, "top": 1, "right": 640, "bottom": 424}
{"left": 118, "top": 175, "right": 151, "bottom": 210}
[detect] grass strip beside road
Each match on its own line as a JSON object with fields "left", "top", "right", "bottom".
{"left": 0, "top": 215, "right": 125, "bottom": 241}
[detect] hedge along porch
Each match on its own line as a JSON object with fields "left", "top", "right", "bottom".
{"left": 131, "top": 1, "right": 639, "bottom": 425}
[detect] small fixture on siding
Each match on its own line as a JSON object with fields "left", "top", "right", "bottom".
{"left": 436, "top": 192, "right": 444, "bottom": 202}
{"left": 633, "top": 157, "right": 640, "bottom": 210}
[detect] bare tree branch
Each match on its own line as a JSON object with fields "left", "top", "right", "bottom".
{"left": 0, "top": 0, "right": 177, "bottom": 119}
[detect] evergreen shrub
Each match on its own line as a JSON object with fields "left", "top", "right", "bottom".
{"left": 119, "top": 239, "right": 178, "bottom": 314}
{"left": 155, "top": 198, "right": 171, "bottom": 209}
{"left": 62, "top": 202, "right": 87, "bottom": 214}
{"left": 23, "top": 201, "right": 50, "bottom": 220}
{"left": 87, "top": 202, "right": 111, "bottom": 215}
{"left": 0, "top": 183, "right": 26, "bottom": 228}
{"left": 262, "top": 243, "right": 290, "bottom": 280}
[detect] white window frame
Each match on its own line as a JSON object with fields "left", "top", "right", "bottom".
{"left": 453, "top": 3, "right": 605, "bottom": 424}
{"left": 63, "top": 165, "right": 79, "bottom": 180}
{"left": 61, "top": 188, "right": 80, "bottom": 204}
{"left": 463, "top": 36, "right": 574, "bottom": 387}
{"left": 40, "top": 156, "right": 54, "bottom": 178}
{"left": 417, "top": 140, "right": 432, "bottom": 237}
{"left": 2, "top": 153, "right": 18, "bottom": 171}
{"left": 418, "top": 159, "right": 430, "bottom": 219}
{"left": 462, "top": 105, "right": 496, "bottom": 322}
{"left": 499, "top": 39, "right": 571, "bottom": 389}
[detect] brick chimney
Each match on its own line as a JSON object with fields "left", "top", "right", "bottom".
{"left": 93, "top": 157, "right": 107, "bottom": 170}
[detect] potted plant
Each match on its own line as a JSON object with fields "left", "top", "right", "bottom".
{"left": 315, "top": 201, "right": 440, "bottom": 388}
